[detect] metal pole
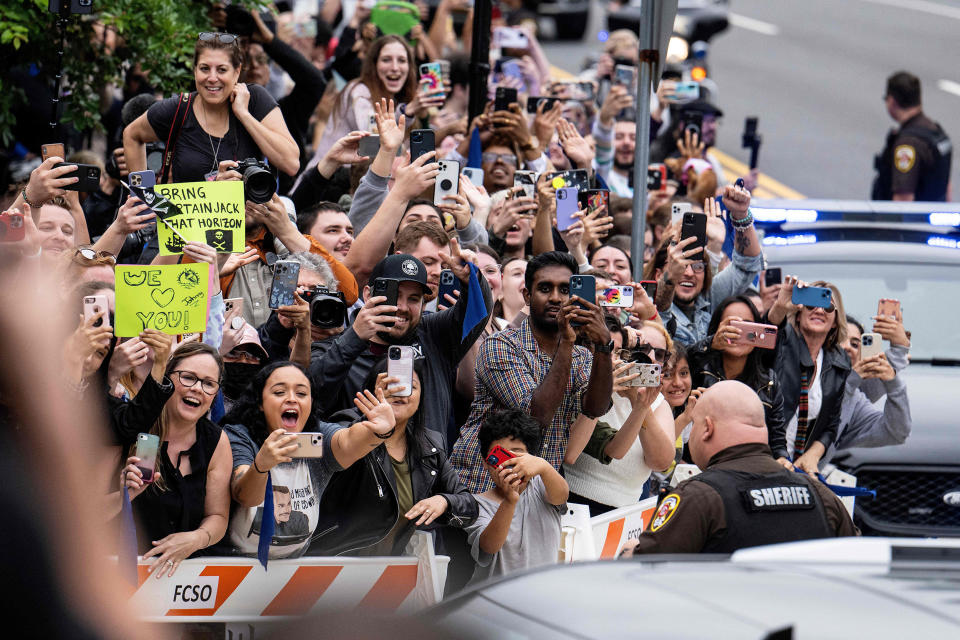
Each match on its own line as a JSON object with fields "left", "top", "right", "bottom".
{"left": 468, "top": 0, "right": 492, "bottom": 123}
{"left": 50, "top": 12, "right": 69, "bottom": 131}
{"left": 630, "top": 0, "right": 657, "bottom": 282}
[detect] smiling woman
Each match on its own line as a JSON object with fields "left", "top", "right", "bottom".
{"left": 122, "top": 32, "right": 300, "bottom": 183}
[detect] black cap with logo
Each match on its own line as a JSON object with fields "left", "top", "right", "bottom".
{"left": 369, "top": 254, "right": 431, "bottom": 294}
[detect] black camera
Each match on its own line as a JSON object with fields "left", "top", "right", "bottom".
{"left": 300, "top": 286, "right": 347, "bottom": 329}
{"left": 235, "top": 158, "right": 276, "bottom": 204}
{"left": 48, "top": 0, "right": 92, "bottom": 15}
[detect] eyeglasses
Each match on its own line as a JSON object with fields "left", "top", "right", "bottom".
{"left": 171, "top": 370, "right": 220, "bottom": 395}
{"left": 803, "top": 304, "right": 836, "bottom": 314}
{"left": 687, "top": 262, "right": 706, "bottom": 273}
{"left": 198, "top": 32, "right": 238, "bottom": 44}
{"left": 73, "top": 247, "right": 117, "bottom": 265}
{"left": 482, "top": 152, "right": 518, "bottom": 166}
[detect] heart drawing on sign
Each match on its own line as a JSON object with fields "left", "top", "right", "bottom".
{"left": 151, "top": 288, "right": 175, "bottom": 308}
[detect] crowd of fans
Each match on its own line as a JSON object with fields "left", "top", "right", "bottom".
{"left": 1, "top": 0, "right": 914, "bottom": 591}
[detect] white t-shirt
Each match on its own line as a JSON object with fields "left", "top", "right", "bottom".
{"left": 786, "top": 349, "right": 824, "bottom": 459}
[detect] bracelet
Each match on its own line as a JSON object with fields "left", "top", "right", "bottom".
{"left": 374, "top": 427, "right": 396, "bottom": 440}
{"left": 252, "top": 458, "right": 267, "bottom": 474}
{"left": 21, "top": 187, "right": 43, "bottom": 209}
{"left": 731, "top": 209, "right": 754, "bottom": 230}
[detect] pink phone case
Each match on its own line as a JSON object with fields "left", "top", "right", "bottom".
{"left": 731, "top": 321, "right": 778, "bottom": 349}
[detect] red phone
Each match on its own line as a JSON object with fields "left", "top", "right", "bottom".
{"left": 0, "top": 210, "right": 25, "bottom": 243}
{"left": 486, "top": 445, "right": 516, "bottom": 467}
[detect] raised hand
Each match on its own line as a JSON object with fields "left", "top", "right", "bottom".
{"left": 392, "top": 151, "right": 440, "bottom": 201}
{"left": 438, "top": 236, "right": 472, "bottom": 283}
{"left": 557, "top": 118, "right": 594, "bottom": 170}
{"left": 221, "top": 246, "right": 260, "bottom": 277}
{"left": 354, "top": 388, "right": 396, "bottom": 436}
{"left": 352, "top": 295, "right": 398, "bottom": 341}
{"left": 374, "top": 98, "right": 405, "bottom": 153}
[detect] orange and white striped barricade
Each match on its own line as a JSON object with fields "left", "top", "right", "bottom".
{"left": 587, "top": 497, "right": 659, "bottom": 559}
{"left": 131, "top": 533, "right": 448, "bottom": 624}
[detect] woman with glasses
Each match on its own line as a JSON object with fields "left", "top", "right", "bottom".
{"left": 563, "top": 321, "right": 676, "bottom": 516}
{"left": 123, "top": 31, "right": 299, "bottom": 183}
{"left": 118, "top": 341, "right": 232, "bottom": 575}
{"left": 765, "top": 277, "right": 851, "bottom": 475}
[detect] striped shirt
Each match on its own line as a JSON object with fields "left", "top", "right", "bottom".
{"left": 450, "top": 318, "right": 594, "bottom": 493}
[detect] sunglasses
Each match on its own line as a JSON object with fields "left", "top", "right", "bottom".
{"left": 198, "top": 32, "right": 238, "bottom": 44}
{"left": 73, "top": 247, "right": 117, "bottom": 265}
{"left": 482, "top": 152, "right": 518, "bottom": 166}
{"left": 803, "top": 304, "right": 836, "bottom": 314}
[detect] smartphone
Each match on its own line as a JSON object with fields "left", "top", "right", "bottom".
{"left": 860, "top": 332, "right": 884, "bottom": 360}
{"left": 224, "top": 297, "right": 244, "bottom": 318}
{"left": 569, "top": 274, "right": 596, "bottom": 325}
{"left": 372, "top": 278, "right": 400, "bottom": 327}
{"left": 680, "top": 211, "right": 708, "bottom": 253}
{"left": 647, "top": 164, "right": 667, "bottom": 192}
{"left": 409, "top": 129, "right": 435, "bottom": 162}
{"left": 671, "top": 202, "right": 692, "bottom": 225}
{"left": 673, "top": 81, "right": 700, "bottom": 101}
{"left": 579, "top": 189, "right": 609, "bottom": 216}
{"left": 419, "top": 62, "right": 444, "bottom": 93}
{"left": 134, "top": 433, "right": 160, "bottom": 483}
{"left": 685, "top": 111, "right": 703, "bottom": 139}
{"left": 730, "top": 321, "right": 778, "bottom": 350}
{"left": 877, "top": 298, "right": 902, "bottom": 322}
{"left": 83, "top": 294, "right": 110, "bottom": 328}
{"left": 0, "top": 211, "right": 25, "bottom": 243}
{"left": 526, "top": 96, "right": 560, "bottom": 114}
{"left": 358, "top": 134, "right": 381, "bottom": 158}
{"left": 129, "top": 170, "right": 156, "bottom": 190}
{"left": 286, "top": 432, "right": 324, "bottom": 458}
{"left": 496, "top": 58, "right": 525, "bottom": 83}
{"left": 485, "top": 444, "right": 516, "bottom": 467}
{"left": 438, "top": 269, "right": 461, "bottom": 303}
{"left": 494, "top": 86, "right": 519, "bottom": 113}
{"left": 494, "top": 26, "right": 529, "bottom": 50}
{"left": 514, "top": 170, "right": 537, "bottom": 199}
{"left": 600, "top": 285, "right": 634, "bottom": 308}
{"left": 639, "top": 280, "right": 658, "bottom": 301}
{"left": 462, "top": 167, "right": 484, "bottom": 187}
{"left": 437, "top": 59, "right": 451, "bottom": 86}
{"left": 574, "top": 82, "right": 595, "bottom": 101}
{"left": 555, "top": 187, "right": 580, "bottom": 231}
{"left": 387, "top": 345, "right": 415, "bottom": 397}
{"left": 434, "top": 159, "right": 460, "bottom": 206}
{"left": 269, "top": 260, "right": 301, "bottom": 309}
{"left": 792, "top": 285, "right": 833, "bottom": 309}
{"left": 41, "top": 143, "right": 65, "bottom": 161}
{"left": 548, "top": 169, "right": 589, "bottom": 192}
{"left": 54, "top": 162, "right": 101, "bottom": 192}
{"left": 614, "top": 64, "right": 637, "bottom": 94}
{"left": 625, "top": 363, "right": 661, "bottom": 388}
{"left": 764, "top": 267, "right": 782, "bottom": 287}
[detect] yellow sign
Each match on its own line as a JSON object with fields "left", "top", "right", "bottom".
{"left": 115, "top": 264, "right": 209, "bottom": 337}
{"left": 155, "top": 181, "right": 245, "bottom": 255}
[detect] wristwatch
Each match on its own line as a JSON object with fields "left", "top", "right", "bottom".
{"left": 595, "top": 339, "right": 615, "bottom": 354}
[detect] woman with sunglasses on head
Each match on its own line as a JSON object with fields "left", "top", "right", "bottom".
{"left": 123, "top": 31, "right": 299, "bottom": 183}
{"left": 687, "top": 295, "right": 786, "bottom": 452}
{"left": 116, "top": 341, "right": 232, "bottom": 577}
{"left": 765, "top": 277, "right": 851, "bottom": 476}
{"left": 563, "top": 321, "right": 676, "bottom": 516}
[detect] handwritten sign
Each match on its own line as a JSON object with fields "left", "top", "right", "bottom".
{"left": 154, "top": 181, "right": 245, "bottom": 256}
{"left": 115, "top": 264, "right": 209, "bottom": 336}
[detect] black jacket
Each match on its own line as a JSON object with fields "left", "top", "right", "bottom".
{"left": 762, "top": 320, "right": 851, "bottom": 460}
{"left": 687, "top": 340, "right": 786, "bottom": 449}
{"left": 308, "top": 410, "right": 478, "bottom": 556}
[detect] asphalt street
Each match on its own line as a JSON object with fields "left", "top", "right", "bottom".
{"left": 541, "top": 0, "right": 960, "bottom": 200}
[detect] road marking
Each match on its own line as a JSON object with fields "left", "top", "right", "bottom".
{"left": 728, "top": 13, "right": 781, "bottom": 36}
{"left": 857, "top": 0, "right": 960, "bottom": 21}
{"left": 712, "top": 150, "right": 806, "bottom": 199}
{"left": 937, "top": 79, "right": 960, "bottom": 98}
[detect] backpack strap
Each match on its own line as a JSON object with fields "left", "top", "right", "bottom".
{"left": 159, "top": 92, "right": 193, "bottom": 184}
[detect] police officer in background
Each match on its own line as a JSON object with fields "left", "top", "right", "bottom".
{"left": 620, "top": 381, "right": 857, "bottom": 556}
{"left": 872, "top": 71, "right": 952, "bottom": 202}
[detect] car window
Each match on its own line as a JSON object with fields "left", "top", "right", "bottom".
{"left": 774, "top": 262, "right": 958, "bottom": 361}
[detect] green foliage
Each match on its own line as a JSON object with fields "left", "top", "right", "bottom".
{"left": 0, "top": 0, "right": 264, "bottom": 147}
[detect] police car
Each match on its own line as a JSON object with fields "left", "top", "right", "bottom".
{"left": 753, "top": 199, "right": 960, "bottom": 537}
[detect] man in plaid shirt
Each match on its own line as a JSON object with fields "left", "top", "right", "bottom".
{"left": 451, "top": 252, "right": 614, "bottom": 492}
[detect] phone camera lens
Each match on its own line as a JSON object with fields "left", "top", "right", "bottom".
{"left": 557, "top": 190, "right": 565, "bottom": 199}
{"left": 413, "top": 132, "right": 422, "bottom": 141}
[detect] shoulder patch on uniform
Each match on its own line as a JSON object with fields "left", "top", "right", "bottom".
{"left": 894, "top": 144, "right": 916, "bottom": 173}
{"left": 650, "top": 494, "right": 681, "bottom": 532}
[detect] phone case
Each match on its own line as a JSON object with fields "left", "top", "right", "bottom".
{"left": 494, "top": 87, "right": 518, "bottom": 112}
{"left": 83, "top": 295, "right": 109, "bottom": 328}
{"left": 860, "top": 332, "right": 884, "bottom": 360}
{"left": 287, "top": 432, "right": 324, "bottom": 458}
{"left": 373, "top": 278, "right": 399, "bottom": 327}
{"left": 387, "top": 345, "right": 415, "bottom": 397}
{"left": 224, "top": 297, "right": 244, "bottom": 316}
{"left": 269, "top": 260, "right": 301, "bottom": 309}
{"left": 358, "top": 135, "right": 381, "bottom": 158}
{"left": 486, "top": 444, "right": 516, "bottom": 467}
{"left": 410, "top": 129, "right": 435, "bottom": 161}
{"left": 614, "top": 65, "right": 637, "bottom": 93}
{"left": 555, "top": 187, "right": 580, "bottom": 231}
{"left": 419, "top": 62, "right": 443, "bottom": 92}
{"left": 626, "top": 363, "right": 661, "bottom": 388}
{"left": 438, "top": 269, "right": 461, "bottom": 303}
{"left": 569, "top": 274, "right": 596, "bottom": 325}
{"left": 673, "top": 81, "right": 700, "bottom": 101}
{"left": 764, "top": 268, "right": 782, "bottom": 286}
{"left": 671, "top": 202, "right": 692, "bottom": 225}
{"left": 639, "top": 280, "right": 658, "bottom": 301}
{"left": 792, "top": 286, "right": 832, "bottom": 309}
{"left": 55, "top": 163, "right": 101, "bottom": 192}
{"left": 730, "top": 321, "right": 778, "bottom": 349}
{"left": 494, "top": 27, "right": 528, "bottom": 49}
{"left": 434, "top": 159, "right": 460, "bottom": 206}
{"left": 680, "top": 212, "right": 707, "bottom": 251}
{"left": 585, "top": 190, "right": 609, "bottom": 214}
{"left": 548, "top": 169, "right": 589, "bottom": 192}
{"left": 600, "top": 286, "right": 634, "bottom": 308}
{"left": 514, "top": 170, "right": 537, "bottom": 199}
{"left": 877, "top": 299, "right": 901, "bottom": 321}
{"left": 0, "top": 212, "right": 26, "bottom": 243}
{"left": 462, "top": 167, "right": 484, "bottom": 187}
{"left": 647, "top": 164, "right": 667, "bottom": 191}
{"left": 134, "top": 433, "right": 160, "bottom": 483}
{"left": 41, "top": 143, "right": 65, "bottom": 161}
{"left": 527, "top": 96, "right": 558, "bottom": 114}
{"left": 129, "top": 170, "right": 156, "bottom": 189}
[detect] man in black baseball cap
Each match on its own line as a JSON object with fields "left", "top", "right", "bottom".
{"left": 309, "top": 243, "right": 493, "bottom": 447}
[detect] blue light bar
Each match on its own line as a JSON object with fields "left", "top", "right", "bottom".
{"left": 927, "top": 235, "right": 960, "bottom": 249}
{"left": 929, "top": 213, "right": 960, "bottom": 227}
{"left": 751, "top": 208, "right": 819, "bottom": 223}
{"left": 761, "top": 233, "right": 818, "bottom": 246}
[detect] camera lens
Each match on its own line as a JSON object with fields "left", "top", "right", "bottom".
{"left": 389, "top": 347, "right": 400, "bottom": 360}
{"left": 413, "top": 132, "right": 422, "bottom": 141}
{"left": 557, "top": 190, "right": 565, "bottom": 199}
{"left": 241, "top": 161, "right": 276, "bottom": 204}
{"left": 310, "top": 294, "right": 346, "bottom": 328}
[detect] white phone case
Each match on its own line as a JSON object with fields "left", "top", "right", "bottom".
{"left": 625, "top": 363, "right": 661, "bottom": 387}
{"left": 599, "top": 286, "right": 634, "bottom": 308}
{"left": 462, "top": 167, "right": 484, "bottom": 187}
{"left": 859, "top": 332, "right": 884, "bottom": 360}
{"left": 388, "top": 346, "right": 415, "bottom": 397}
{"left": 671, "top": 202, "right": 692, "bottom": 225}
{"left": 433, "top": 160, "right": 460, "bottom": 206}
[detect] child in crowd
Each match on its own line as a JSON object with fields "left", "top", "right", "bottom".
{"left": 465, "top": 410, "right": 569, "bottom": 586}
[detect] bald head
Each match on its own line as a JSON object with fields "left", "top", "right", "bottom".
{"left": 689, "top": 381, "right": 768, "bottom": 468}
